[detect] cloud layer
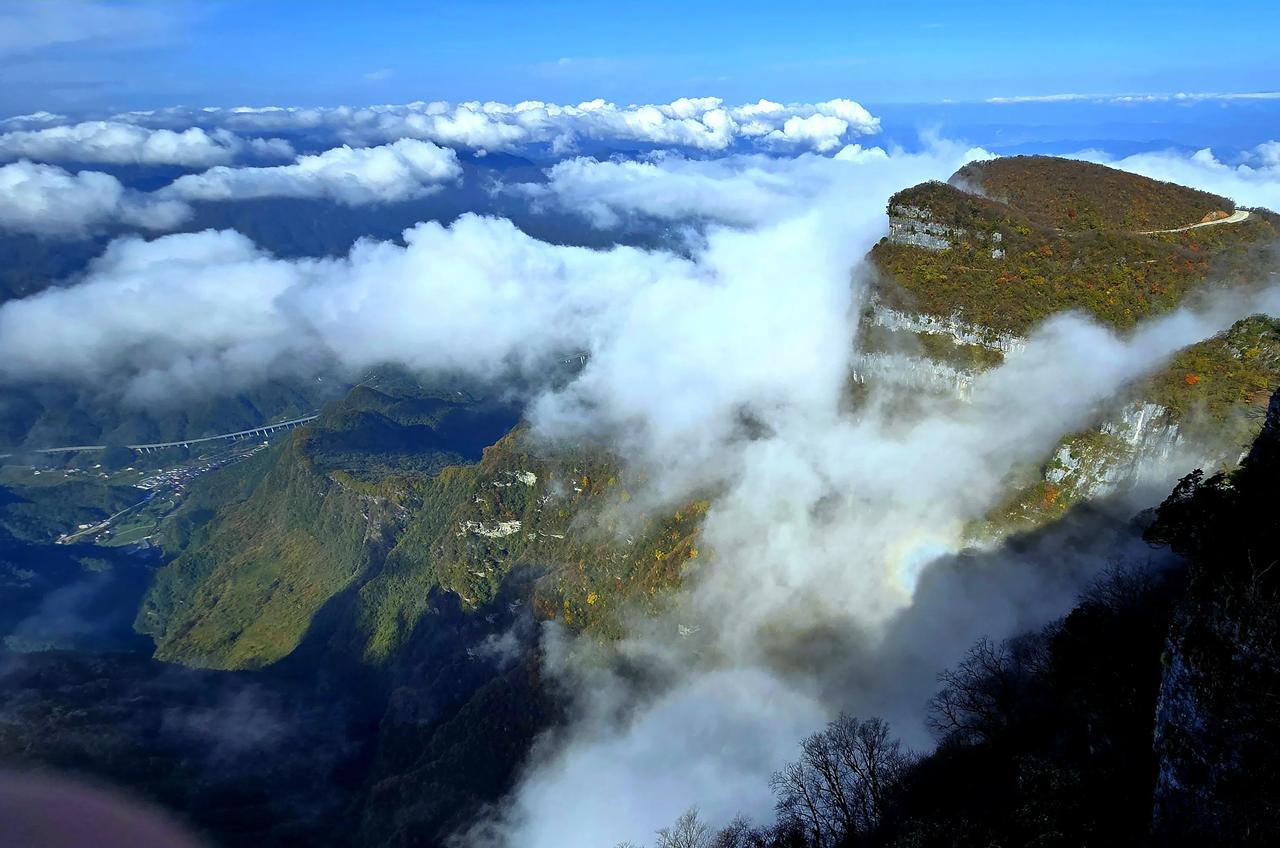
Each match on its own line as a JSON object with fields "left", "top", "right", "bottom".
{"left": 513, "top": 143, "right": 919, "bottom": 230}
{"left": 0, "top": 121, "right": 293, "bottom": 167}
{"left": 0, "top": 160, "right": 190, "bottom": 238}
{"left": 160, "top": 138, "right": 461, "bottom": 205}
{"left": 0, "top": 141, "right": 983, "bottom": 400}
{"left": 106, "top": 97, "right": 881, "bottom": 154}
{"left": 0, "top": 139, "right": 464, "bottom": 236}
{"left": 988, "top": 90, "right": 1280, "bottom": 104}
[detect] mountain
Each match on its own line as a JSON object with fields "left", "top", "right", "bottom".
{"left": 1145, "top": 389, "right": 1280, "bottom": 844}
{"left": 139, "top": 374, "right": 708, "bottom": 669}
{"left": 870, "top": 155, "right": 1276, "bottom": 333}
{"left": 817, "top": 386, "right": 1280, "bottom": 847}
{"left": 1, "top": 156, "right": 1277, "bottom": 847}
{"left": 860, "top": 155, "right": 1280, "bottom": 535}
{"left": 147, "top": 156, "right": 1280, "bottom": 674}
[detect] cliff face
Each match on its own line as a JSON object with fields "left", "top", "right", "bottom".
{"left": 861, "top": 157, "right": 1280, "bottom": 541}
{"left": 861, "top": 390, "right": 1280, "bottom": 847}
{"left": 1145, "top": 390, "right": 1280, "bottom": 845}
{"left": 887, "top": 201, "right": 1004, "bottom": 256}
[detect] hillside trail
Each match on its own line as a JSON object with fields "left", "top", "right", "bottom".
{"left": 1139, "top": 209, "right": 1250, "bottom": 235}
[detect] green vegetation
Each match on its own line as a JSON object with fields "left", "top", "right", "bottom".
{"left": 0, "top": 375, "right": 341, "bottom": 457}
{"left": 1143, "top": 314, "right": 1280, "bottom": 439}
{"left": 305, "top": 382, "right": 518, "bottom": 480}
{"left": 155, "top": 443, "right": 280, "bottom": 553}
{"left": 139, "top": 376, "right": 712, "bottom": 669}
{"left": 955, "top": 155, "right": 1233, "bottom": 232}
{"left": 980, "top": 429, "right": 1129, "bottom": 536}
{"left": 858, "top": 318, "right": 1007, "bottom": 371}
{"left": 0, "top": 473, "right": 141, "bottom": 543}
{"left": 352, "top": 430, "right": 708, "bottom": 660}
{"left": 873, "top": 162, "right": 1277, "bottom": 334}
{"left": 137, "top": 433, "right": 406, "bottom": 669}
{"left": 982, "top": 316, "right": 1280, "bottom": 536}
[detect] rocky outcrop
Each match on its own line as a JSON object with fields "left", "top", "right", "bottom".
{"left": 1044, "top": 402, "right": 1184, "bottom": 501}
{"left": 866, "top": 300, "right": 1025, "bottom": 353}
{"left": 887, "top": 204, "right": 960, "bottom": 251}
{"left": 850, "top": 351, "right": 975, "bottom": 398}
{"left": 887, "top": 202, "right": 1004, "bottom": 255}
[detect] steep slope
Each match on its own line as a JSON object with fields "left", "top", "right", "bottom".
{"left": 137, "top": 432, "right": 406, "bottom": 669}
{"left": 138, "top": 379, "right": 521, "bottom": 669}
{"left": 348, "top": 428, "right": 706, "bottom": 660}
{"left": 684, "top": 389, "right": 1280, "bottom": 848}
{"left": 870, "top": 158, "right": 1275, "bottom": 334}
{"left": 860, "top": 156, "right": 1280, "bottom": 539}
{"left": 1144, "top": 390, "right": 1280, "bottom": 844}
{"left": 985, "top": 315, "right": 1280, "bottom": 534}
{"left": 139, "top": 378, "right": 706, "bottom": 670}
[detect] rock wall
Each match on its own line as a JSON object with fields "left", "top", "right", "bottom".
{"left": 887, "top": 203, "right": 1004, "bottom": 258}
{"left": 850, "top": 351, "right": 975, "bottom": 399}
{"left": 866, "top": 300, "right": 1025, "bottom": 353}
{"left": 1044, "top": 402, "right": 1184, "bottom": 501}
{"left": 1148, "top": 389, "right": 1280, "bottom": 844}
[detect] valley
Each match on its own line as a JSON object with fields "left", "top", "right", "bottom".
{"left": 1, "top": 155, "right": 1278, "bottom": 846}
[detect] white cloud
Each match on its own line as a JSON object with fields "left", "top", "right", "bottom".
{"left": 1, "top": 111, "right": 67, "bottom": 127}
{"left": 512, "top": 140, "right": 965, "bottom": 230}
{"left": 115, "top": 97, "right": 881, "bottom": 154}
{"left": 0, "top": 216, "right": 692, "bottom": 400}
{"left": 515, "top": 153, "right": 831, "bottom": 229}
{"left": 482, "top": 282, "right": 1280, "bottom": 848}
{"left": 0, "top": 121, "right": 294, "bottom": 167}
{"left": 0, "top": 159, "right": 190, "bottom": 238}
{"left": 160, "top": 138, "right": 462, "bottom": 205}
{"left": 987, "top": 90, "right": 1280, "bottom": 104}
{"left": 0, "top": 138, "right": 461, "bottom": 237}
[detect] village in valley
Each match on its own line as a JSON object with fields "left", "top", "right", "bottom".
{"left": 43, "top": 440, "right": 274, "bottom": 548}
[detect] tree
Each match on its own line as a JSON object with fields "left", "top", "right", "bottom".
{"left": 927, "top": 634, "right": 1048, "bottom": 745}
{"left": 771, "top": 714, "right": 912, "bottom": 846}
{"left": 656, "top": 808, "right": 713, "bottom": 848}
{"left": 711, "top": 815, "right": 771, "bottom": 848}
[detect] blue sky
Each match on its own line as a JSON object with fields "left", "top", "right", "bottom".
{"left": 2, "top": 0, "right": 1278, "bottom": 115}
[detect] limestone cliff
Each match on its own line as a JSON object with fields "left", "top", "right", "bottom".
{"left": 1145, "top": 389, "right": 1280, "bottom": 844}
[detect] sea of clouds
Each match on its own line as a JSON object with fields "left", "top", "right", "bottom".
{"left": 2, "top": 96, "right": 1279, "bottom": 846}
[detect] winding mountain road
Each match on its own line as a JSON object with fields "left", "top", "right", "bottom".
{"left": 1139, "top": 209, "right": 1251, "bottom": 235}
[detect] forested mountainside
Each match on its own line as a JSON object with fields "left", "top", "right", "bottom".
{"left": 870, "top": 155, "right": 1277, "bottom": 333}
{"left": 1, "top": 156, "right": 1278, "bottom": 847}
{"left": 862, "top": 155, "right": 1280, "bottom": 536}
